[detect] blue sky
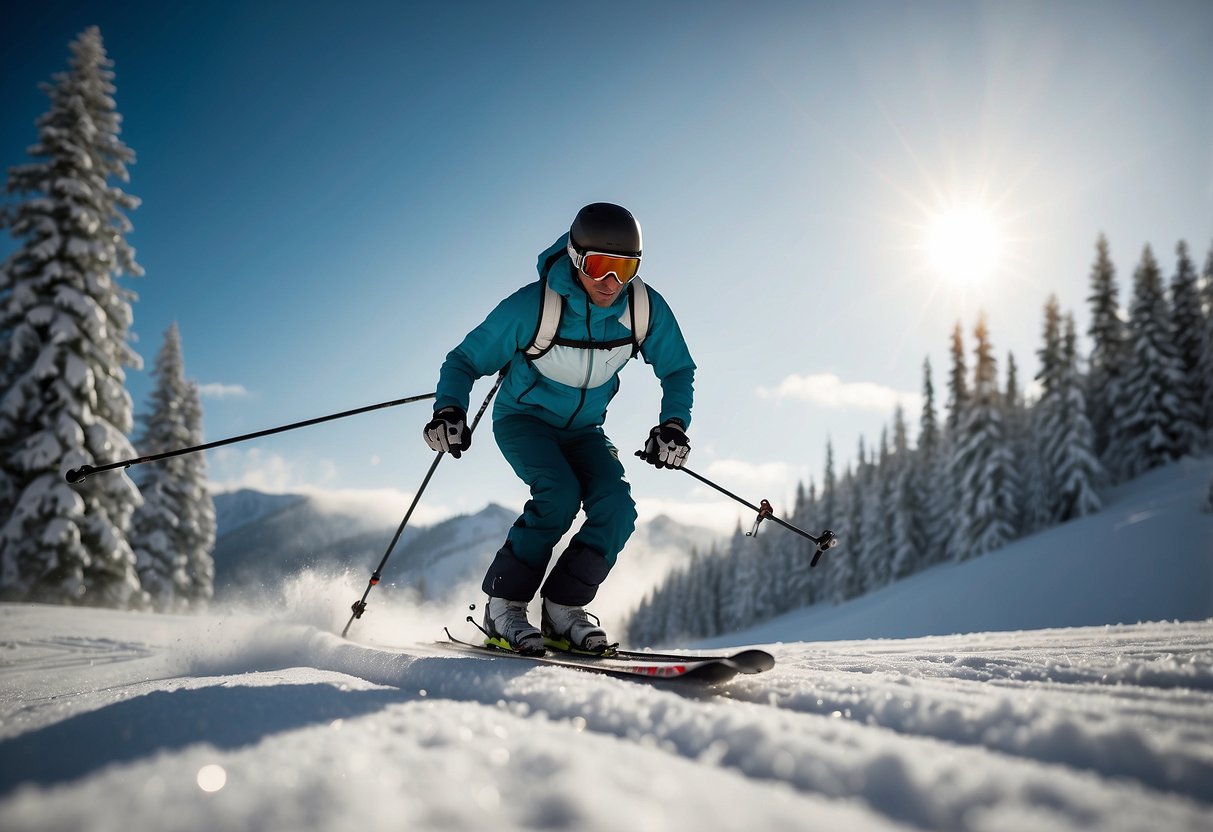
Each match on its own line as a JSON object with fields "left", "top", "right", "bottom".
{"left": 3, "top": 1, "right": 1211, "bottom": 533}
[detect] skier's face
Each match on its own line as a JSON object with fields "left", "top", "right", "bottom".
{"left": 577, "top": 268, "right": 621, "bottom": 307}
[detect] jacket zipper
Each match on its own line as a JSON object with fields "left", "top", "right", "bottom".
{"left": 563, "top": 294, "right": 595, "bottom": 429}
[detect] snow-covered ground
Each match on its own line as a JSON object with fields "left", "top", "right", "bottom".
{"left": 1, "top": 458, "right": 1211, "bottom": 831}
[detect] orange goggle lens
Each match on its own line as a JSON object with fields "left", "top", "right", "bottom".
{"left": 580, "top": 252, "right": 640, "bottom": 284}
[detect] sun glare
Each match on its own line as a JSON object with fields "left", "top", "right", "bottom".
{"left": 926, "top": 206, "right": 1004, "bottom": 286}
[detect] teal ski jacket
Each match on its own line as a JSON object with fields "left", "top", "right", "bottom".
{"left": 435, "top": 233, "right": 696, "bottom": 432}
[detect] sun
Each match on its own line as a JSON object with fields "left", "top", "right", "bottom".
{"left": 925, "top": 205, "right": 1004, "bottom": 286}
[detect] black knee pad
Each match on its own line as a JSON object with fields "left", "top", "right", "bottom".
{"left": 481, "top": 542, "right": 545, "bottom": 601}
{"left": 541, "top": 542, "right": 612, "bottom": 606}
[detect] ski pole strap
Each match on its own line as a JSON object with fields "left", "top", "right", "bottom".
{"left": 747, "top": 499, "right": 774, "bottom": 537}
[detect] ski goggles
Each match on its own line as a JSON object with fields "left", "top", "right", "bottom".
{"left": 567, "top": 243, "right": 641, "bottom": 285}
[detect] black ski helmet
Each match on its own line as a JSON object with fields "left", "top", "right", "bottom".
{"left": 569, "top": 203, "right": 642, "bottom": 258}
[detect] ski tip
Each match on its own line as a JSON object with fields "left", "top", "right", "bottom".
{"left": 729, "top": 649, "right": 776, "bottom": 673}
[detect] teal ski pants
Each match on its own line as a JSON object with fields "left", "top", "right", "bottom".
{"left": 494, "top": 415, "right": 637, "bottom": 571}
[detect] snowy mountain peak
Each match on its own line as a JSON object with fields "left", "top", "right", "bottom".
{"left": 212, "top": 489, "right": 305, "bottom": 535}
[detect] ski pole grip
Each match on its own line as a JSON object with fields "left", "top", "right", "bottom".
{"left": 66, "top": 465, "right": 94, "bottom": 484}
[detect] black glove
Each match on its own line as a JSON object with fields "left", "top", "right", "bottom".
{"left": 423, "top": 406, "right": 471, "bottom": 458}
{"left": 642, "top": 420, "right": 690, "bottom": 469}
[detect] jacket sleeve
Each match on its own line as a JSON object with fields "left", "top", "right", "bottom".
{"left": 639, "top": 285, "right": 696, "bottom": 429}
{"left": 434, "top": 283, "right": 539, "bottom": 413}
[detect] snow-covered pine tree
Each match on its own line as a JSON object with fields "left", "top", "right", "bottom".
{"left": 630, "top": 602, "right": 648, "bottom": 645}
{"left": 793, "top": 480, "right": 807, "bottom": 519}
{"left": 0, "top": 28, "right": 146, "bottom": 607}
{"left": 889, "top": 405, "right": 924, "bottom": 580}
{"left": 1037, "top": 299, "right": 1104, "bottom": 522}
{"left": 661, "top": 567, "right": 693, "bottom": 643}
{"left": 1199, "top": 243, "right": 1213, "bottom": 442}
{"left": 1017, "top": 425, "right": 1051, "bottom": 535}
{"left": 1029, "top": 296, "right": 1066, "bottom": 526}
{"left": 860, "top": 429, "right": 893, "bottom": 591}
{"left": 686, "top": 548, "right": 717, "bottom": 637}
{"left": 704, "top": 546, "right": 728, "bottom": 636}
{"left": 817, "top": 438, "right": 839, "bottom": 596}
{"left": 129, "top": 326, "right": 189, "bottom": 609}
{"left": 1113, "top": 245, "right": 1201, "bottom": 478}
{"left": 1050, "top": 313, "right": 1103, "bottom": 520}
{"left": 1085, "top": 234, "right": 1131, "bottom": 478}
{"left": 849, "top": 439, "right": 875, "bottom": 597}
{"left": 919, "top": 358, "right": 940, "bottom": 457}
{"left": 1170, "top": 241, "right": 1207, "bottom": 443}
{"left": 1002, "top": 350, "right": 1026, "bottom": 531}
{"left": 630, "top": 552, "right": 709, "bottom": 644}
{"left": 129, "top": 324, "right": 216, "bottom": 611}
{"left": 751, "top": 520, "right": 784, "bottom": 623}
{"left": 834, "top": 461, "right": 863, "bottom": 601}
{"left": 719, "top": 523, "right": 757, "bottom": 632}
{"left": 943, "top": 323, "right": 971, "bottom": 559}
{"left": 798, "top": 478, "right": 820, "bottom": 609}
{"left": 625, "top": 595, "right": 651, "bottom": 645}
{"left": 1004, "top": 351, "right": 1024, "bottom": 428}
{"left": 783, "top": 478, "right": 817, "bottom": 611}
{"left": 1005, "top": 353, "right": 1020, "bottom": 406}
{"left": 172, "top": 382, "right": 215, "bottom": 606}
{"left": 918, "top": 357, "right": 949, "bottom": 563}
{"left": 638, "top": 576, "right": 668, "bottom": 645}
{"left": 819, "top": 439, "right": 838, "bottom": 536}
{"left": 946, "top": 322, "right": 969, "bottom": 435}
{"left": 951, "top": 314, "right": 1017, "bottom": 559}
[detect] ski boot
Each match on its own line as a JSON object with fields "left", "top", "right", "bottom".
{"left": 483, "top": 597, "right": 545, "bottom": 656}
{"left": 541, "top": 598, "right": 613, "bottom": 655}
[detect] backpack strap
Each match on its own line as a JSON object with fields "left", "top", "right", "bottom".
{"left": 524, "top": 274, "right": 651, "bottom": 360}
{"left": 524, "top": 277, "right": 564, "bottom": 359}
{"left": 523, "top": 249, "right": 570, "bottom": 359}
{"left": 626, "top": 277, "right": 650, "bottom": 357}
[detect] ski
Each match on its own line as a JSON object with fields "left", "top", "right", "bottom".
{"left": 440, "top": 629, "right": 774, "bottom": 684}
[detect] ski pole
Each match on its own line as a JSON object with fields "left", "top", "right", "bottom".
{"left": 342, "top": 373, "right": 504, "bottom": 638}
{"left": 66, "top": 392, "right": 437, "bottom": 484}
{"left": 636, "top": 453, "right": 839, "bottom": 566}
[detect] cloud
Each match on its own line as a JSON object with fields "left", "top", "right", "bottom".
{"left": 634, "top": 497, "right": 743, "bottom": 535}
{"left": 198, "top": 382, "right": 249, "bottom": 399}
{"left": 207, "top": 448, "right": 309, "bottom": 493}
{"left": 302, "top": 487, "right": 451, "bottom": 527}
{"left": 705, "top": 459, "right": 803, "bottom": 491}
{"left": 757, "top": 373, "right": 921, "bottom": 413}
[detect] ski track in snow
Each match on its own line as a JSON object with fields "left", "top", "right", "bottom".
{"left": 1, "top": 606, "right": 1212, "bottom": 831}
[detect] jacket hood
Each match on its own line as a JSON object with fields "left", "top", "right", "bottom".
{"left": 536, "top": 232, "right": 628, "bottom": 311}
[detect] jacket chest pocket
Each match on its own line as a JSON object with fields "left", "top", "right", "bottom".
{"left": 530, "top": 342, "right": 631, "bottom": 389}
{"left": 599, "top": 344, "right": 633, "bottom": 377}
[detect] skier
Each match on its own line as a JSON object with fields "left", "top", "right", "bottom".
{"left": 424, "top": 202, "right": 695, "bottom": 655}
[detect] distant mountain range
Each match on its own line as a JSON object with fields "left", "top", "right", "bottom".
{"left": 211, "top": 489, "right": 721, "bottom": 622}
